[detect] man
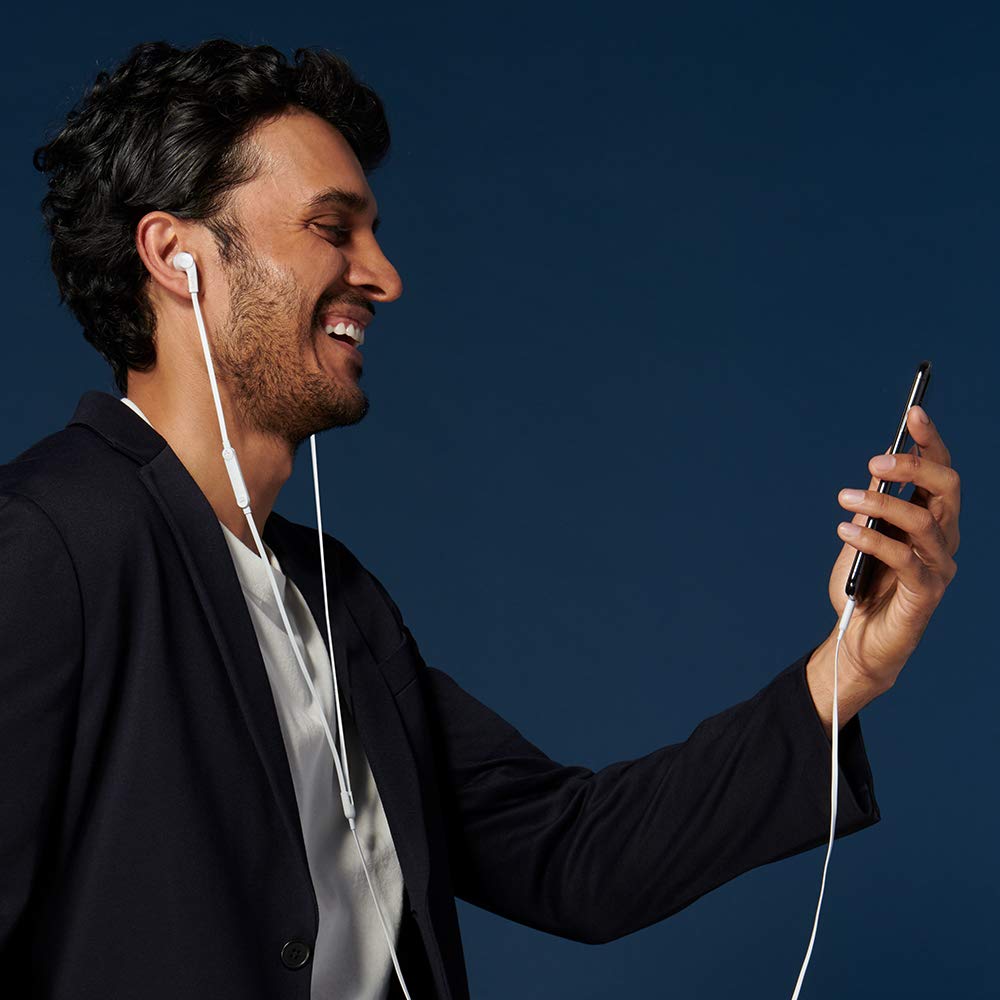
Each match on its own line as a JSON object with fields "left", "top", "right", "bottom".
{"left": 1, "top": 39, "right": 960, "bottom": 999}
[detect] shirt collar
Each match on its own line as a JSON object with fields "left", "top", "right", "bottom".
{"left": 219, "top": 520, "right": 288, "bottom": 606}
{"left": 120, "top": 395, "right": 152, "bottom": 426}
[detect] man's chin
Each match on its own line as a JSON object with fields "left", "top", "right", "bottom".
{"left": 300, "top": 386, "right": 370, "bottom": 438}
{"left": 242, "top": 383, "right": 369, "bottom": 452}
{"left": 327, "top": 391, "right": 369, "bottom": 429}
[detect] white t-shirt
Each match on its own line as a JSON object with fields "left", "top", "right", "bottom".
{"left": 120, "top": 397, "right": 404, "bottom": 1000}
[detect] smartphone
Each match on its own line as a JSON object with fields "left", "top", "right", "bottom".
{"left": 845, "top": 359, "right": 932, "bottom": 600}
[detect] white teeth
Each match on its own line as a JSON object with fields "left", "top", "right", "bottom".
{"left": 323, "top": 319, "right": 366, "bottom": 347}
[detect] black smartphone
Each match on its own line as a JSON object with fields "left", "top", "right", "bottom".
{"left": 845, "top": 359, "right": 932, "bottom": 600}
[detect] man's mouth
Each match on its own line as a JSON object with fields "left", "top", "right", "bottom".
{"left": 323, "top": 320, "right": 365, "bottom": 347}
{"left": 318, "top": 308, "right": 370, "bottom": 351}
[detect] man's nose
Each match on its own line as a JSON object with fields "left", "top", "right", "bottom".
{"left": 345, "top": 238, "right": 403, "bottom": 303}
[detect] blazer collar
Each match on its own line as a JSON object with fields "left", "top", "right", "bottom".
{"left": 66, "top": 390, "right": 302, "bottom": 586}
{"left": 69, "top": 389, "right": 170, "bottom": 464}
{"left": 67, "top": 389, "right": 314, "bottom": 554}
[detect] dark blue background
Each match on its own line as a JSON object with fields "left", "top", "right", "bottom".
{"left": 3, "top": 3, "right": 994, "bottom": 997}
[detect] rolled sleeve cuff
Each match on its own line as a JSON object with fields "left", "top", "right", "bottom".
{"left": 782, "top": 645, "right": 881, "bottom": 835}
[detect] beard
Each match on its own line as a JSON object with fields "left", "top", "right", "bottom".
{"left": 207, "top": 251, "right": 369, "bottom": 452}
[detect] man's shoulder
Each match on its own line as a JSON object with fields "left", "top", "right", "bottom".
{"left": 0, "top": 422, "right": 153, "bottom": 537}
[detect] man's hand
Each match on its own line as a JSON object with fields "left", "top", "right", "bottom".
{"left": 806, "top": 404, "right": 961, "bottom": 735}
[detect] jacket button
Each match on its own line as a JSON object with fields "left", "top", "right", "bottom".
{"left": 280, "top": 940, "right": 312, "bottom": 969}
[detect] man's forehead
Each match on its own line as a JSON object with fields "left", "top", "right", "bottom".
{"left": 244, "top": 110, "right": 376, "bottom": 216}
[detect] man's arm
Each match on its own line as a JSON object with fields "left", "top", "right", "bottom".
{"left": 419, "top": 647, "right": 878, "bottom": 945}
{"left": 0, "top": 494, "right": 83, "bottom": 959}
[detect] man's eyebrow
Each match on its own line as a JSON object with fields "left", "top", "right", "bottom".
{"left": 304, "top": 186, "right": 381, "bottom": 231}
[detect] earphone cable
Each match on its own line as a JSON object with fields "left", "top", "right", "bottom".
{"left": 310, "top": 434, "right": 352, "bottom": 798}
{"left": 177, "top": 262, "right": 411, "bottom": 997}
{"left": 789, "top": 595, "right": 854, "bottom": 999}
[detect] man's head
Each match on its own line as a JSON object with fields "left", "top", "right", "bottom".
{"left": 34, "top": 40, "right": 402, "bottom": 446}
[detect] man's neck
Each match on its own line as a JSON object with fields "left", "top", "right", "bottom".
{"left": 125, "top": 380, "right": 293, "bottom": 556}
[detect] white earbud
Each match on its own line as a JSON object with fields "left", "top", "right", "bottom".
{"left": 171, "top": 251, "right": 199, "bottom": 294}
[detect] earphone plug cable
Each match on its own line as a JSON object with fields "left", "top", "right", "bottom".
{"left": 789, "top": 595, "right": 855, "bottom": 999}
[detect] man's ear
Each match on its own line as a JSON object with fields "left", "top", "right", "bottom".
{"left": 135, "top": 212, "right": 201, "bottom": 298}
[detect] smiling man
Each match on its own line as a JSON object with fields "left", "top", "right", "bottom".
{"left": 127, "top": 108, "right": 399, "bottom": 554}
{"left": 0, "top": 39, "right": 961, "bottom": 1000}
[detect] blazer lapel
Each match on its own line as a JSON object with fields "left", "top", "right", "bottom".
{"left": 264, "top": 516, "right": 432, "bottom": 907}
{"left": 68, "top": 392, "right": 312, "bottom": 882}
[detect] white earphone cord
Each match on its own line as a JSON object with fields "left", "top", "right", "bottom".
{"left": 310, "top": 435, "right": 410, "bottom": 998}
{"left": 176, "top": 256, "right": 412, "bottom": 999}
{"left": 789, "top": 595, "right": 855, "bottom": 999}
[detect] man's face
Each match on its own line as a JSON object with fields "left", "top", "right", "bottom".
{"left": 199, "top": 109, "right": 402, "bottom": 449}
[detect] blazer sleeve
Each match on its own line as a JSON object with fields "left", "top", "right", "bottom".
{"left": 420, "top": 648, "right": 880, "bottom": 945}
{"left": 0, "top": 493, "right": 83, "bottom": 957}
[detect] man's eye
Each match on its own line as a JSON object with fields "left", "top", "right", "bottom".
{"left": 313, "top": 224, "right": 351, "bottom": 245}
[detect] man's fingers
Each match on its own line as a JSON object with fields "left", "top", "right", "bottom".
{"left": 836, "top": 517, "right": 956, "bottom": 600}
{"left": 866, "top": 449, "right": 958, "bottom": 500}
{"left": 838, "top": 487, "right": 952, "bottom": 575}
{"left": 906, "top": 405, "right": 951, "bottom": 468}
{"left": 859, "top": 411, "right": 960, "bottom": 553}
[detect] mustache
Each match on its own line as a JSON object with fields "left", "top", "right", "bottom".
{"left": 314, "top": 289, "right": 375, "bottom": 322}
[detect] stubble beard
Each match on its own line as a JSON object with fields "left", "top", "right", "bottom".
{"left": 209, "top": 252, "right": 369, "bottom": 452}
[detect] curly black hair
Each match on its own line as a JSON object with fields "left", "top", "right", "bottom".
{"left": 34, "top": 39, "right": 391, "bottom": 394}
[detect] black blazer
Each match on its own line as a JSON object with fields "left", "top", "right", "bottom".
{"left": 0, "top": 390, "right": 880, "bottom": 999}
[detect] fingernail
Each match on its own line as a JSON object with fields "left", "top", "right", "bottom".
{"left": 838, "top": 522, "right": 861, "bottom": 537}
{"left": 841, "top": 489, "right": 865, "bottom": 504}
{"left": 914, "top": 405, "right": 929, "bottom": 425}
{"left": 871, "top": 455, "right": 895, "bottom": 472}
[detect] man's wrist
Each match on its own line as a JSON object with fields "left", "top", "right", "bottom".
{"left": 805, "top": 629, "right": 889, "bottom": 738}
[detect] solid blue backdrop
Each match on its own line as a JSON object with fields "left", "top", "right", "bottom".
{"left": 2, "top": 3, "right": 994, "bottom": 997}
